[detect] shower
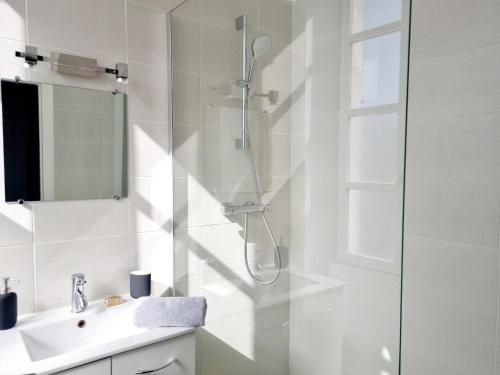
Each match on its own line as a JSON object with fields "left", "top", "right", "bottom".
{"left": 171, "top": 0, "right": 412, "bottom": 372}
{"left": 221, "top": 15, "right": 281, "bottom": 285}
{"left": 247, "top": 34, "right": 272, "bottom": 85}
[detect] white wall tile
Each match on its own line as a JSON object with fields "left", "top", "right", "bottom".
{"left": 200, "top": 0, "right": 257, "bottom": 30}
{"left": 290, "top": 176, "right": 305, "bottom": 219}
{"left": 411, "top": 0, "right": 500, "bottom": 61}
{"left": 35, "top": 236, "right": 130, "bottom": 311}
{"left": 255, "top": 299, "right": 290, "bottom": 352}
{"left": 292, "top": 0, "right": 343, "bottom": 39}
{"left": 402, "top": 290, "right": 496, "bottom": 375}
{"left": 172, "top": 15, "right": 200, "bottom": 74}
{"left": 0, "top": 38, "right": 26, "bottom": 80}
{"left": 270, "top": 133, "right": 290, "bottom": 177}
{"left": 130, "top": 122, "right": 171, "bottom": 178}
{"left": 197, "top": 326, "right": 253, "bottom": 375}
{"left": 401, "top": 346, "right": 473, "bottom": 375}
{"left": 33, "top": 200, "right": 129, "bottom": 243}
{"left": 128, "top": 63, "right": 168, "bottom": 123}
{"left": 404, "top": 235, "right": 498, "bottom": 315}
{"left": 202, "top": 125, "right": 254, "bottom": 179}
{"left": 0, "top": 245, "right": 34, "bottom": 313}
{"left": 173, "top": 71, "right": 200, "bottom": 126}
{"left": 403, "top": 2, "right": 500, "bottom": 374}
{"left": 129, "top": 0, "right": 185, "bottom": 13}
{"left": 335, "top": 263, "right": 401, "bottom": 342}
{"left": 174, "top": 226, "right": 202, "bottom": 281}
{"left": 200, "top": 23, "right": 239, "bottom": 79}
{"left": 130, "top": 230, "right": 173, "bottom": 296}
{"left": 177, "top": 269, "right": 256, "bottom": 322}
{"left": 342, "top": 322, "right": 399, "bottom": 375}
{"left": 260, "top": 44, "right": 292, "bottom": 102}
{"left": 173, "top": 124, "right": 202, "bottom": 177}
{"left": 130, "top": 177, "right": 172, "bottom": 233}
{"left": 169, "top": 0, "right": 199, "bottom": 18}
{"left": 203, "top": 310, "right": 256, "bottom": 358}
{"left": 0, "top": 0, "right": 25, "bottom": 41}
{"left": 259, "top": 0, "right": 292, "bottom": 46}
{"left": 495, "top": 322, "right": 500, "bottom": 375}
{"left": 127, "top": 2, "right": 167, "bottom": 67}
{"left": 405, "top": 178, "right": 500, "bottom": 248}
{"left": 261, "top": 177, "right": 290, "bottom": 221}
{"left": 198, "top": 223, "right": 246, "bottom": 275}
{"left": 309, "top": 31, "right": 341, "bottom": 86}
{"left": 288, "top": 289, "right": 341, "bottom": 373}
{"left": 406, "top": 113, "right": 500, "bottom": 182}
{"left": 26, "top": 0, "right": 126, "bottom": 59}
{"left": 0, "top": 180, "right": 32, "bottom": 247}
{"left": 173, "top": 177, "right": 202, "bottom": 228}
{"left": 408, "top": 44, "right": 500, "bottom": 122}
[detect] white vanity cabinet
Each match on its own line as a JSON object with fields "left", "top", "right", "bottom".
{"left": 54, "top": 358, "right": 111, "bottom": 375}
{"left": 112, "top": 333, "right": 195, "bottom": 375}
{"left": 53, "top": 333, "right": 195, "bottom": 375}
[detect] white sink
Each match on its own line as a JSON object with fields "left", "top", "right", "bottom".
{"left": 20, "top": 301, "right": 146, "bottom": 362}
{"left": 0, "top": 298, "right": 194, "bottom": 375}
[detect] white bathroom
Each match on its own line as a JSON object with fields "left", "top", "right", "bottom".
{"left": 0, "top": 0, "right": 498, "bottom": 374}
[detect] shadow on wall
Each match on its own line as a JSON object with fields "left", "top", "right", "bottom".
{"left": 170, "top": 0, "right": 299, "bottom": 373}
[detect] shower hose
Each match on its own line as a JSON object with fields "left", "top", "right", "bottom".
{"left": 243, "top": 123, "right": 281, "bottom": 285}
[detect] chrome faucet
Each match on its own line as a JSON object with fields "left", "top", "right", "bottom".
{"left": 71, "top": 273, "right": 88, "bottom": 313}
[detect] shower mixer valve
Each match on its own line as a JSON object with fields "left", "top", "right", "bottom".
{"left": 222, "top": 202, "right": 268, "bottom": 216}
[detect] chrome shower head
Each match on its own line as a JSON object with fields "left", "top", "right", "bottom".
{"left": 251, "top": 34, "right": 272, "bottom": 60}
{"left": 247, "top": 35, "right": 272, "bottom": 85}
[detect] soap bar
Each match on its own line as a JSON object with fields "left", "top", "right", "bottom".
{"left": 104, "top": 295, "right": 123, "bottom": 307}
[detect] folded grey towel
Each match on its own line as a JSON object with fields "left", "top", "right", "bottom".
{"left": 134, "top": 296, "right": 207, "bottom": 328}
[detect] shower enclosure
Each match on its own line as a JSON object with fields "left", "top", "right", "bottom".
{"left": 171, "top": 0, "right": 410, "bottom": 373}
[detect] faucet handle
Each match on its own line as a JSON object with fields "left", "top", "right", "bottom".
{"left": 72, "top": 273, "right": 86, "bottom": 284}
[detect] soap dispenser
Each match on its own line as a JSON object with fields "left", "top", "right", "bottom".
{"left": 0, "top": 277, "right": 19, "bottom": 330}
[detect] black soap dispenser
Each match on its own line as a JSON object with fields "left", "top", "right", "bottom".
{"left": 0, "top": 277, "right": 19, "bottom": 330}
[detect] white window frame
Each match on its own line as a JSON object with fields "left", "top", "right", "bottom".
{"left": 337, "top": 0, "right": 410, "bottom": 275}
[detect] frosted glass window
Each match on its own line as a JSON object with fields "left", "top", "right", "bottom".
{"left": 352, "top": 0, "right": 402, "bottom": 33}
{"left": 348, "top": 189, "right": 401, "bottom": 261}
{"left": 351, "top": 32, "right": 401, "bottom": 108}
{"left": 349, "top": 113, "right": 399, "bottom": 183}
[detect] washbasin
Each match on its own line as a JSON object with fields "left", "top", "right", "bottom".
{"left": 20, "top": 301, "right": 145, "bottom": 362}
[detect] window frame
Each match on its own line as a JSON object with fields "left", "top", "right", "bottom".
{"left": 337, "top": 0, "right": 410, "bottom": 275}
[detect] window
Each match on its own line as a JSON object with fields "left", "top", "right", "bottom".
{"left": 338, "top": 0, "right": 408, "bottom": 274}
{"left": 352, "top": 0, "right": 402, "bottom": 33}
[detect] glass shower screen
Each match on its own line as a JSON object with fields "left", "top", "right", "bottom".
{"left": 170, "top": 0, "right": 410, "bottom": 374}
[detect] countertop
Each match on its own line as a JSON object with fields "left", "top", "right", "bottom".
{"left": 0, "top": 298, "right": 195, "bottom": 375}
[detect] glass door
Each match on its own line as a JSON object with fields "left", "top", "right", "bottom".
{"left": 170, "top": 0, "right": 410, "bottom": 374}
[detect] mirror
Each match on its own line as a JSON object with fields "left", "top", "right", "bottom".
{"left": 1, "top": 79, "right": 127, "bottom": 203}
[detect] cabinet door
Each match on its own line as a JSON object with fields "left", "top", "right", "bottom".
{"left": 112, "top": 333, "right": 195, "bottom": 375}
{"left": 54, "top": 358, "right": 111, "bottom": 375}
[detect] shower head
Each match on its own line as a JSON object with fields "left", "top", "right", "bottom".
{"left": 247, "top": 35, "right": 272, "bottom": 86}
{"left": 251, "top": 34, "right": 272, "bottom": 60}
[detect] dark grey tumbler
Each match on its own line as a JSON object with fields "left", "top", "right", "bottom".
{"left": 130, "top": 271, "right": 151, "bottom": 299}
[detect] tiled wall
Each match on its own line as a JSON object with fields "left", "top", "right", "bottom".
{"left": 0, "top": 0, "right": 173, "bottom": 313}
{"left": 170, "top": 1, "right": 293, "bottom": 374}
{"left": 402, "top": 0, "right": 500, "bottom": 374}
{"left": 289, "top": 0, "right": 343, "bottom": 373}
{"left": 289, "top": 0, "right": 405, "bottom": 373}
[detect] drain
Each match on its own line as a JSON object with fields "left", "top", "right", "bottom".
{"left": 77, "top": 320, "right": 86, "bottom": 328}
